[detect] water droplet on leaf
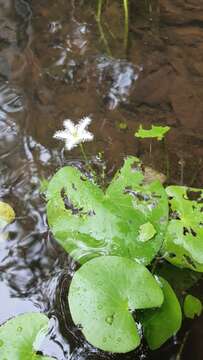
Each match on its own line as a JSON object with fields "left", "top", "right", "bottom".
{"left": 105, "top": 315, "right": 114, "bottom": 325}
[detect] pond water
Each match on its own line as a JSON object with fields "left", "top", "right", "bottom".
{"left": 0, "top": 0, "right": 203, "bottom": 359}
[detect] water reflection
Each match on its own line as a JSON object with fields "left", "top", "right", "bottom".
{"left": 0, "top": 0, "right": 203, "bottom": 359}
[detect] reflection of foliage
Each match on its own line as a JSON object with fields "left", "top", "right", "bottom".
{"left": 96, "top": 0, "right": 129, "bottom": 55}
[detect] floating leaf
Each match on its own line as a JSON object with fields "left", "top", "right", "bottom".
{"left": 46, "top": 157, "right": 168, "bottom": 265}
{"left": 0, "top": 312, "right": 54, "bottom": 360}
{"left": 0, "top": 201, "right": 15, "bottom": 229}
{"left": 163, "top": 186, "right": 203, "bottom": 272}
{"left": 135, "top": 125, "right": 170, "bottom": 141}
{"left": 183, "top": 294, "right": 202, "bottom": 319}
{"left": 138, "top": 222, "right": 156, "bottom": 243}
{"left": 142, "top": 277, "right": 182, "bottom": 350}
{"left": 68, "top": 256, "right": 163, "bottom": 353}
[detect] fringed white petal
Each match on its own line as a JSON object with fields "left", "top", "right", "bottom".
{"left": 53, "top": 116, "right": 93, "bottom": 151}
{"left": 53, "top": 130, "right": 68, "bottom": 140}
{"left": 63, "top": 119, "right": 75, "bottom": 133}
{"left": 79, "top": 116, "right": 92, "bottom": 131}
{"left": 82, "top": 130, "right": 94, "bottom": 142}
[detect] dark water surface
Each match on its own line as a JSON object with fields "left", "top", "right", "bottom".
{"left": 0, "top": 0, "right": 203, "bottom": 359}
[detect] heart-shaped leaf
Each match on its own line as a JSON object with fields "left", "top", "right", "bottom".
{"left": 68, "top": 256, "right": 163, "bottom": 353}
{"left": 142, "top": 277, "right": 182, "bottom": 350}
{"left": 163, "top": 186, "right": 203, "bottom": 271}
{"left": 47, "top": 157, "right": 168, "bottom": 265}
{"left": 0, "top": 312, "right": 54, "bottom": 359}
{"left": 184, "top": 294, "right": 202, "bottom": 319}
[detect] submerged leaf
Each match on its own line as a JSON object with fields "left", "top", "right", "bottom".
{"left": 46, "top": 157, "right": 168, "bottom": 265}
{"left": 184, "top": 294, "right": 202, "bottom": 319}
{"left": 163, "top": 186, "right": 203, "bottom": 272}
{"left": 142, "top": 277, "right": 182, "bottom": 350}
{"left": 135, "top": 125, "right": 170, "bottom": 141}
{"left": 0, "top": 312, "right": 54, "bottom": 360}
{"left": 68, "top": 256, "right": 163, "bottom": 353}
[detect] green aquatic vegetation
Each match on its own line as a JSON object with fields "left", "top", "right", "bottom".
{"left": 46, "top": 156, "right": 168, "bottom": 265}
{"left": 44, "top": 153, "right": 203, "bottom": 354}
{"left": 183, "top": 294, "right": 202, "bottom": 319}
{"left": 135, "top": 125, "right": 170, "bottom": 141}
{"left": 142, "top": 277, "right": 182, "bottom": 350}
{"left": 163, "top": 186, "right": 203, "bottom": 271}
{"left": 0, "top": 313, "right": 54, "bottom": 360}
{"left": 68, "top": 256, "right": 163, "bottom": 353}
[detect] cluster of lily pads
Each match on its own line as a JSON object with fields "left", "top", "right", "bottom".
{"left": 0, "top": 124, "right": 202, "bottom": 358}
{"left": 46, "top": 154, "right": 203, "bottom": 353}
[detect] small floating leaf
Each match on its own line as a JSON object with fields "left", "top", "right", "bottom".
{"left": 0, "top": 312, "right": 54, "bottom": 359}
{"left": 184, "top": 294, "right": 202, "bottom": 319}
{"left": 163, "top": 186, "right": 203, "bottom": 272}
{"left": 138, "top": 222, "right": 156, "bottom": 243}
{"left": 135, "top": 125, "right": 170, "bottom": 141}
{"left": 0, "top": 201, "right": 15, "bottom": 229}
{"left": 142, "top": 277, "right": 182, "bottom": 350}
{"left": 68, "top": 256, "right": 163, "bottom": 353}
{"left": 117, "top": 122, "right": 128, "bottom": 131}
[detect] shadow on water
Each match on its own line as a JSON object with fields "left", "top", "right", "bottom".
{"left": 0, "top": 0, "right": 203, "bottom": 359}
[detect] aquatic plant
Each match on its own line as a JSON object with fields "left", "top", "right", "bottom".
{"left": 54, "top": 116, "right": 94, "bottom": 173}
{"left": 0, "top": 313, "right": 53, "bottom": 359}
{"left": 54, "top": 116, "right": 93, "bottom": 151}
{"left": 135, "top": 125, "right": 170, "bottom": 141}
{"left": 1, "top": 122, "right": 202, "bottom": 357}
{"left": 45, "top": 153, "right": 203, "bottom": 353}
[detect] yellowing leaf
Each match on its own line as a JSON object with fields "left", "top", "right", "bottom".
{"left": 0, "top": 201, "right": 15, "bottom": 228}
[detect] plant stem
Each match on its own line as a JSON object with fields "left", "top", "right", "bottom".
{"left": 123, "top": 0, "right": 129, "bottom": 52}
{"left": 176, "top": 331, "right": 190, "bottom": 360}
{"left": 96, "top": 0, "right": 112, "bottom": 56}
{"left": 79, "top": 143, "right": 94, "bottom": 176}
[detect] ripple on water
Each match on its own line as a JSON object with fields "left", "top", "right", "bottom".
{"left": 0, "top": 82, "right": 24, "bottom": 158}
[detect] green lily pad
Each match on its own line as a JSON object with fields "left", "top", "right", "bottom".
{"left": 46, "top": 156, "right": 168, "bottom": 265}
{"left": 142, "top": 277, "right": 182, "bottom": 350}
{"left": 0, "top": 201, "right": 15, "bottom": 229}
{"left": 68, "top": 256, "right": 163, "bottom": 353}
{"left": 163, "top": 186, "right": 203, "bottom": 272}
{"left": 135, "top": 125, "right": 170, "bottom": 141}
{"left": 184, "top": 294, "right": 202, "bottom": 319}
{"left": 0, "top": 312, "right": 54, "bottom": 360}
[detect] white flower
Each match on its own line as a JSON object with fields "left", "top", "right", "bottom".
{"left": 53, "top": 116, "right": 94, "bottom": 150}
